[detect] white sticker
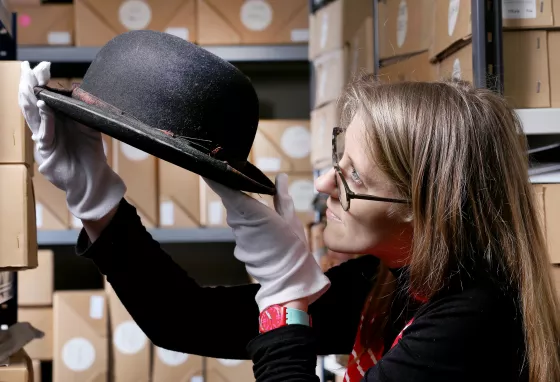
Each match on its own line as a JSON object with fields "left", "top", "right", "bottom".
{"left": 396, "top": 0, "right": 408, "bottom": 48}
{"left": 119, "top": 0, "right": 152, "bottom": 30}
{"left": 320, "top": 13, "right": 329, "bottom": 49}
{"left": 240, "top": 0, "right": 273, "bottom": 31}
{"left": 452, "top": 58, "right": 462, "bottom": 80}
{"left": 47, "top": 31, "right": 71, "bottom": 45}
{"left": 289, "top": 180, "right": 315, "bottom": 212}
{"left": 62, "top": 337, "right": 96, "bottom": 372}
{"left": 113, "top": 321, "right": 148, "bottom": 355}
{"left": 281, "top": 126, "right": 311, "bottom": 159}
{"left": 217, "top": 359, "right": 244, "bottom": 367}
{"left": 291, "top": 28, "right": 309, "bottom": 42}
{"left": 157, "top": 347, "right": 189, "bottom": 366}
{"left": 72, "top": 215, "right": 83, "bottom": 229}
{"left": 35, "top": 203, "right": 43, "bottom": 228}
{"left": 191, "top": 376, "right": 204, "bottom": 382}
{"left": 502, "top": 0, "right": 537, "bottom": 19}
{"left": 160, "top": 201, "right": 175, "bottom": 226}
{"left": 256, "top": 157, "right": 281, "bottom": 172}
{"left": 209, "top": 202, "right": 223, "bottom": 225}
{"left": 448, "top": 0, "right": 460, "bottom": 36}
{"left": 120, "top": 142, "right": 150, "bottom": 161}
{"left": 165, "top": 27, "right": 189, "bottom": 40}
{"left": 89, "top": 295, "right": 105, "bottom": 319}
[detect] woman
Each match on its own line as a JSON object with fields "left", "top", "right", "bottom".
{"left": 19, "top": 62, "right": 560, "bottom": 381}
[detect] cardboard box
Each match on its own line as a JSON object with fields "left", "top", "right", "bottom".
{"left": 347, "top": 16, "right": 374, "bottom": 81}
{"left": 0, "top": 62, "right": 34, "bottom": 167}
{"left": 0, "top": 350, "right": 32, "bottom": 382}
{"left": 75, "top": 0, "right": 197, "bottom": 47}
{"left": 437, "top": 42, "right": 473, "bottom": 82}
{"left": 197, "top": 0, "right": 308, "bottom": 45}
{"left": 53, "top": 290, "right": 108, "bottom": 382}
{"left": 310, "top": 102, "right": 338, "bottom": 171}
{"left": 312, "top": 49, "right": 345, "bottom": 108}
{"left": 206, "top": 358, "right": 255, "bottom": 382}
{"left": 112, "top": 140, "right": 159, "bottom": 228}
{"left": 18, "top": 307, "right": 53, "bottom": 361}
{"left": 13, "top": 4, "right": 73, "bottom": 45}
{"left": 152, "top": 346, "right": 203, "bottom": 382}
{"left": 159, "top": 160, "right": 200, "bottom": 228}
{"left": 33, "top": 162, "right": 71, "bottom": 231}
{"left": 106, "top": 283, "right": 151, "bottom": 382}
{"left": 533, "top": 184, "right": 560, "bottom": 264}
{"left": 0, "top": 165, "right": 37, "bottom": 270}
{"left": 199, "top": 179, "right": 227, "bottom": 227}
{"left": 502, "top": 0, "right": 559, "bottom": 29}
{"left": 252, "top": 120, "right": 312, "bottom": 174}
{"left": 430, "top": 0, "right": 472, "bottom": 61}
{"left": 309, "top": 0, "right": 373, "bottom": 60}
{"left": 17, "top": 249, "right": 53, "bottom": 306}
{"left": 548, "top": 31, "right": 560, "bottom": 107}
{"left": 377, "top": 0, "right": 432, "bottom": 60}
{"left": 552, "top": 266, "right": 560, "bottom": 297}
{"left": 379, "top": 52, "right": 435, "bottom": 83}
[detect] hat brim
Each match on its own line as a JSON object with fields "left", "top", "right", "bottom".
{"left": 34, "top": 87, "right": 276, "bottom": 195}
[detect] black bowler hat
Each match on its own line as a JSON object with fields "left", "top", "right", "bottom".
{"left": 34, "top": 30, "right": 276, "bottom": 195}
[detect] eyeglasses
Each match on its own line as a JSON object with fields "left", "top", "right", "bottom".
{"left": 332, "top": 127, "right": 410, "bottom": 211}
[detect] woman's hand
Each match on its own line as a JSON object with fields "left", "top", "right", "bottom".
{"left": 18, "top": 61, "right": 126, "bottom": 224}
{"left": 205, "top": 173, "right": 330, "bottom": 312}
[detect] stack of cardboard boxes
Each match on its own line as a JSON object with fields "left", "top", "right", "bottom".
{"left": 7, "top": 0, "right": 309, "bottom": 48}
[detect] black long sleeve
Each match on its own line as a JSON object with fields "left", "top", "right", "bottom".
{"left": 76, "top": 199, "right": 379, "bottom": 359}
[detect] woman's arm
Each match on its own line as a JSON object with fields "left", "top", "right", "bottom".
{"left": 77, "top": 199, "right": 379, "bottom": 359}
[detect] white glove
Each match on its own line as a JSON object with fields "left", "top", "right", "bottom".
{"left": 18, "top": 61, "right": 126, "bottom": 221}
{"left": 205, "top": 174, "right": 331, "bottom": 312}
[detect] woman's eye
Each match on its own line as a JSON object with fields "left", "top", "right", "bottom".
{"left": 351, "top": 167, "right": 363, "bottom": 185}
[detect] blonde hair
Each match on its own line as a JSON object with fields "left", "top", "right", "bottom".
{"left": 340, "top": 75, "right": 560, "bottom": 382}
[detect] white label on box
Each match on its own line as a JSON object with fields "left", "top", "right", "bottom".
{"left": 47, "top": 31, "right": 71, "bottom": 45}
{"left": 396, "top": 0, "right": 408, "bottom": 47}
{"left": 281, "top": 126, "right": 311, "bottom": 159}
{"left": 89, "top": 295, "right": 105, "bottom": 319}
{"left": 36, "top": 203, "right": 43, "bottom": 228}
{"left": 113, "top": 320, "right": 148, "bottom": 355}
{"left": 291, "top": 28, "right": 309, "bottom": 42}
{"left": 452, "top": 58, "right": 462, "bottom": 79}
{"left": 240, "top": 0, "right": 273, "bottom": 31}
{"left": 119, "top": 0, "right": 152, "bottom": 30}
{"left": 62, "top": 337, "right": 96, "bottom": 372}
{"left": 157, "top": 347, "right": 189, "bottom": 366}
{"left": 320, "top": 13, "right": 329, "bottom": 49}
{"left": 160, "top": 201, "right": 175, "bottom": 226}
{"left": 218, "top": 359, "right": 244, "bottom": 367}
{"left": 448, "top": 0, "right": 460, "bottom": 36}
{"left": 289, "top": 180, "right": 315, "bottom": 212}
{"left": 209, "top": 202, "right": 223, "bottom": 225}
{"left": 191, "top": 376, "right": 204, "bottom": 382}
{"left": 120, "top": 142, "right": 150, "bottom": 161}
{"left": 502, "top": 0, "right": 537, "bottom": 19}
{"left": 256, "top": 157, "right": 281, "bottom": 172}
{"left": 166, "top": 27, "right": 189, "bottom": 40}
{"left": 72, "top": 215, "right": 83, "bottom": 229}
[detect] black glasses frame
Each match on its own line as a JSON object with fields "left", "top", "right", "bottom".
{"left": 332, "top": 127, "right": 410, "bottom": 211}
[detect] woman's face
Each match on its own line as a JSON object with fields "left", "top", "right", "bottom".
{"left": 315, "top": 115, "right": 413, "bottom": 268}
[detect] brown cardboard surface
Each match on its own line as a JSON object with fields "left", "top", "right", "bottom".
{"left": 112, "top": 140, "right": 159, "bottom": 228}
{"left": 0, "top": 350, "right": 32, "bottom": 382}
{"left": 53, "top": 290, "right": 108, "bottom": 382}
{"left": 13, "top": 4, "right": 73, "bottom": 45}
{"left": 548, "top": 31, "right": 560, "bottom": 107}
{"left": 379, "top": 52, "right": 435, "bottom": 83}
{"left": 199, "top": 179, "right": 227, "bottom": 227}
{"left": 106, "top": 283, "right": 151, "bottom": 382}
{"left": 310, "top": 102, "right": 339, "bottom": 171}
{"left": 0, "top": 62, "right": 33, "bottom": 167}
{"left": 552, "top": 266, "right": 560, "bottom": 297}
{"left": 437, "top": 43, "right": 473, "bottom": 82}
{"left": 544, "top": 184, "right": 560, "bottom": 263}
{"left": 252, "top": 120, "right": 312, "bottom": 174}
{"left": 197, "top": 0, "right": 308, "bottom": 45}
{"left": 308, "top": 0, "right": 373, "bottom": 60}
{"left": 377, "top": 0, "right": 432, "bottom": 60}
{"left": 151, "top": 346, "right": 203, "bottom": 382}
{"left": 75, "top": 0, "right": 197, "bottom": 46}
{"left": 206, "top": 358, "right": 255, "bottom": 382}
{"left": 17, "top": 249, "right": 53, "bottom": 306}
{"left": 313, "top": 49, "right": 346, "bottom": 108}
{"left": 18, "top": 307, "right": 53, "bottom": 361}
{"left": 348, "top": 16, "right": 374, "bottom": 80}
{"left": 33, "top": 162, "right": 71, "bottom": 231}
{"left": 158, "top": 159, "right": 200, "bottom": 228}
{"left": 502, "top": 0, "right": 556, "bottom": 29}
{"left": 430, "top": 0, "right": 472, "bottom": 61}
{"left": 0, "top": 165, "right": 37, "bottom": 270}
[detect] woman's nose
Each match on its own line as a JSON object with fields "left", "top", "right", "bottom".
{"left": 315, "top": 168, "right": 337, "bottom": 197}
